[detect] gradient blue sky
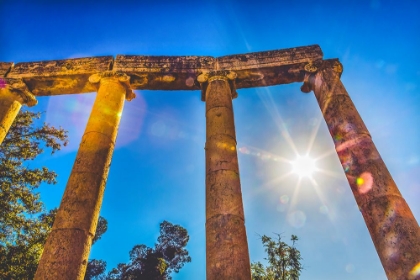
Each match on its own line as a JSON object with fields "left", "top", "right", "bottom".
{"left": 1, "top": 1, "right": 419, "bottom": 279}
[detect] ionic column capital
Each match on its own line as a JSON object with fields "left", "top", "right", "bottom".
{"left": 89, "top": 71, "right": 136, "bottom": 101}
{"left": 300, "top": 60, "right": 343, "bottom": 93}
{"left": 197, "top": 70, "right": 238, "bottom": 101}
{"left": 0, "top": 78, "right": 37, "bottom": 107}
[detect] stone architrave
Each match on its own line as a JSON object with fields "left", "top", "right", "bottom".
{"left": 34, "top": 71, "right": 135, "bottom": 280}
{"left": 198, "top": 71, "right": 252, "bottom": 280}
{"left": 0, "top": 78, "right": 37, "bottom": 144}
{"left": 302, "top": 60, "right": 420, "bottom": 280}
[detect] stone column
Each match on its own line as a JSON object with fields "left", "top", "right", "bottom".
{"left": 198, "top": 71, "right": 251, "bottom": 280}
{"left": 35, "top": 71, "right": 135, "bottom": 280}
{"left": 302, "top": 60, "right": 420, "bottom": 280}
{"left": 0, "top": 78, "right": 37, "bottom": 144}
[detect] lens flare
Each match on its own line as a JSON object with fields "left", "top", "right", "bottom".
{"left": 292, "top": 155, "right": 316, "bottom": 178}
{"left": 319, "top": 205, "right": 329, "bottom": 214}
{"left": 409, "top": 262, "right": 420, "bottom": 279}
{"left": 345, "top": 263, "right": 355, "bottom": 273}
{"left": 287, "top": 210, "right": 306, "bottom": 228}
{"left": 280, "top": 195, "right": 289, "bottom": 204}
{"left": 356, "top": 172, "right": 373, "bottom": 194}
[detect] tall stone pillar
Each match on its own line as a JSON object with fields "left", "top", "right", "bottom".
{"left": 35, "top": 72, "right": 135, "bottom": 280}
{"left": 198, "top": 71, "right": 251, "bottom": 280}
{"left": 302, "top": 60, "right": 420, "bottom": 280}
{"left": 0, "top": 78, "right": 37, "bottom": 144}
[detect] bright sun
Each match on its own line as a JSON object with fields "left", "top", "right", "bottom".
{"left": 292, "top": 155, "right": 316, "bottom": 178}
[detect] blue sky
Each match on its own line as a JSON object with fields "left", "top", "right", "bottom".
{"left": 1, "top": 0, "right": 419, "bottom": 279}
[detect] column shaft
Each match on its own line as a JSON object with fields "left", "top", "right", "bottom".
{"left": 0, "top": 90, "right": 22, "bottom": 144}
{"left": 310, "top": 63, "right": 420, "bottom": 280}
{"left": 205, "top": 76, "right": 251, "bottom": 280}
{"left": 35, "top": 76, "right": 127, "bottom": 280}
{"left": 0, "top": 80, "right": 37, "bottom": 145}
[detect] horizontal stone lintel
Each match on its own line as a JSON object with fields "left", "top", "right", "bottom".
{"left": 3, "top": 45, "right": 323, "bottom": 95}
{"left": 7, "top": 56, "right": 113, "bottom": 96}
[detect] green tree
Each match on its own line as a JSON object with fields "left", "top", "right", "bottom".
{"left": 0, "top": 111, "right": 67, "bottom": 244}
{"left": 85, "top": 259, "right": 107, "bottom": 280}
{"left": 107, "top": 221, "right": 191, "bottom": 280}
{"left": 251, "top": 234, "right": 303, "bottom": 280}
{"left": 0, "top": 208, "right": 108, "bottom": 280}
{"left": 0, "top": 110, "right": 107, "bottom": 280}
{"left": 0, "top": 110, "right": 67, "bottom": 279}
{"left": 83, "top": 216, "right": 109, "bottom": 280}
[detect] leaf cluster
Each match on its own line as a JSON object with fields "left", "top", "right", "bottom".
{"left": 0, "top": 111, "right": 68, "bottom": 279}
{"left": 107, "top": 221, "right": 191, "bottom": 280}
{"left": 251, "top": 234, "right": 303, "bottom": 280}
{"left": 0, "top": 207, "right": 108, "bottom": 280}
{"left": 0, "top": 111, "right": 67, "bottom": 244}
{"left": 0, "top": 111, "right": 191, "bottom": 280}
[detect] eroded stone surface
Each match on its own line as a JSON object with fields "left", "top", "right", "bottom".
{"left": 0, "top": 62, "right": 13, "bottom": 77}
{"left": 206, "top": 214, "right": 251, "bottom": 280}
{"left": 204, "top": 76, "right": 251, "bottom": 280}
{"left": 8, "top": 56, "right": 113, "bottom": 96}
{"left": 34, "top": 229, "right": 91, "bottom": 280}
{"left": 35, "top": 73, "right": 127, "bottom": 280}
{"left": 2, "top": 45, "right": 323, "bottom": 95}
{"left": 114, "top": 55, "right": 214, "bottom": 90}
{"left": 0, "top": 89, "right": 23, "bottom": 144}
{"left": 218, "top": 45, "right": 322, "bottom": 89}
{"left": 307, "top": 62, "right": 420, "bottom": 280}
{"left": 0, "top": 78, "right": 37, "bottom": 144}
{"left": 217, "top": 45, "right": 322, "bottom": 70}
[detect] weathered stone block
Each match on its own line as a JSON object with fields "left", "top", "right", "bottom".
{"left": 8, "top": 56, "right": 113, "bottom": 95}
{"left": 217, "top": 44, "right": 323, "bottom": 89}
{"left": 206, "top": 170, "right": 244, "bottom": 219}
{"left": 0, "top": 62, "right": 13, "bottom": 77}
{"left": 206, "top": 135, "right": 238, "bottom": 172}
{"left": 72, "top": 133, "right": 114, "bottom": 174}
{"left": 205, "top": 79, "right": 234, "bottom": 109}
{"left": 206, "top": 214, "right": 251, "bottom": 280}
{"left": 35, "top": 228, "right": 91, "bottom": 280}
{"left": 114, "top": 55, "right": 215, "bottom": 90}
{"left": 54, "top": 172, "right": 106, "bottom": 234}
{"left": 206, "top": 108, "right": 236, "bottom": 138}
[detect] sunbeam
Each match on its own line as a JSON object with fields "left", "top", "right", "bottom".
{"left": 314, "top": 148, "right": 338, "bottom": 161}
{"left": 316, "top": 168, "right": 346, "bottom": 180}
{"left": 257, "top": 87, "right": 299, "bottom": 156}
{"left": 237, "top": 143, "right": 291, "bottom": 164}
{"left": 255, "top": 171, "right": 295, "bottom": 195}
{"left": 305, "top": 117, "right": 323, "bottom": 155}
{"left": 288, "top": 176, "right": 303, "bottom": 210}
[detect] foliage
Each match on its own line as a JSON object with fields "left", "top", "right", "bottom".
{"left": 93, "top": 216, "right": 108, "bottom": 244}
{"left": 0, "top": 111, "right": 67, "bottom": 244}
{"left": 0, "top": 209, "right": 55, "bottom": 279}
{"left": 251, "top": 234, "right": 302, "bottom": 280}
{"left": 85, "top": 259, "right": 107, "bottom": 280}
{"left": 107, "top": 221, "right": 191, "bottom": 280}
{"left": 84, "top": 217, "right": 109, "bottom": 280}
{"left": 0, "top": 207, "right": 108, "bottom": 280}
{"left": 0, "top": 110, "right": 107, "bottom": 279}
{"left": 0, "top": 111, "right": 190, "bottom": 280}
{"left": 0, "top": 110, "right": 67, "bottom": 279}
